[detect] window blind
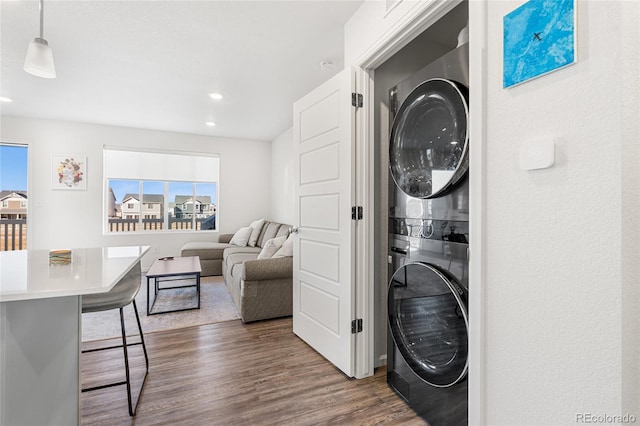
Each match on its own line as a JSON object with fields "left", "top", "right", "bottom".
{"left": 103, "top": 147, "right": 219, "bottom": 182}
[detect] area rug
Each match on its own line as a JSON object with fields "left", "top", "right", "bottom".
{"left": 81, "top": 276, "right": 240, "bottom": 342}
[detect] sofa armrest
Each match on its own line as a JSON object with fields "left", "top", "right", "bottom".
{"left": 243, "top": 257, "right": 293, "bottom": 281}
{"left": 219, "top": 233, "right": 234, "bottom": 244}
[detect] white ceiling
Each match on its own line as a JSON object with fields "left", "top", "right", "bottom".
{"left": 1, "top": 0, "right": 363, "bottom": 141}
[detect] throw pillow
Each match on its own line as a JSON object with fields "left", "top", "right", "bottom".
{"left": 229, "top": 226, "right": 252, "bottom": 247}
{"left": 273, "top": 234, "right": 294, "bottom": 258}
{"left": 257, "top": 236, "right": 287, "bottom": 260}
{"left": 247, "top": 218, "right": 266, "bottom": 247}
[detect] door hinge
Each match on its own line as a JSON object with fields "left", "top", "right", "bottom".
{"left": 351, "top": 206, "right": 363, "bottom": 220}
{"left": 351, "top": 318, "right": 363, "bottom": 334}
{"left": 351, "top": 92, "right": 363, "bottom": 108}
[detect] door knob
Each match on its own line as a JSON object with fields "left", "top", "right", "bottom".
{"left": 290, "top": 226, "right": 299, "bottom": 234}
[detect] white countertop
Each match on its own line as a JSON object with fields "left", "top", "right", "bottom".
{"left": 0, "top": 246, "right": 150, "bottom": 302}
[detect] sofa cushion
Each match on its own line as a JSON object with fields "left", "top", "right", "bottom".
{"left": 223, "top": 247, "right": 261, "bottom": 267}
{"left": 226, "top": 252, "right": 259, "bottom": 271}
{"left": 257, "top": 236, "right": 287, "bottom": 260}
{"left": 218, "top": 234, "right": 234, "bottom": 244}
{"left": 230, "top": 226, "right": 252, "bottom": 247}
{"left": 275, "top": 225, "right": 290, "bottom": 239}
{"left": 256, "top": 222, "right": 281, "bottom": 247}
{"left": 247, "top": 218, "right": 266, "bottom": 247}
{"left": 181, "top": 241, "right": 233, "bottom": 261}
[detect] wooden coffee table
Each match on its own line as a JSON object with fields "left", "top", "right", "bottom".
{"left": 146, "top": 256, "right": 202, "bottom": 315}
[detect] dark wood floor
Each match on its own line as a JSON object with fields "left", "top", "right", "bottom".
{"left": 81, "top": 317, "right": 427, "bottom": 425}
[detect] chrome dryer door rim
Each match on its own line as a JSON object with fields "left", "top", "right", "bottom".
{"left": 389, "top": 78, "right": 469, "bottom": 199}
{"left": 388, "top": 261, "right": 469, "bottom": 388}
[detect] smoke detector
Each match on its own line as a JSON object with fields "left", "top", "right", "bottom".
{"left": 320, "top": 59, "right": 336, "bottom": 72}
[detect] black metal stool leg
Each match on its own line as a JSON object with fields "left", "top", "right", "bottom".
{"left": 82, "top": 303, "right": 147, "bottom": 416}
{"left": 119, "top": 307, "right": 135, "bottom": 416}
{"left": 121, "top": 300, "right": 149, "bottom": 416}
{"left": 133, "top": 299, "right": 149, "bottom": 372}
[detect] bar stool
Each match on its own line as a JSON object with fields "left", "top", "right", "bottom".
{"left": 81, "top": 262, "right": 149, "bottom": 416}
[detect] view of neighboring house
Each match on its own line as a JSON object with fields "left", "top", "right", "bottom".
{"left": 173, "top": 195, "right": 216, "bottom": 219}
{"left": 108, "top": 189, "right": 216, "bottom": 231}
{"left": 0, "top": 191, "right": 27, "bottom": 220}
{"left": 107, "top": 187, "right": 117, "bottom": 218}
{"left": 120, "top": 193, "right": 164, "bottom": 219}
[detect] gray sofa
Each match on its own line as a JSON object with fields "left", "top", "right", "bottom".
{"left": 180, "top": 221, "right": 292, "bottom": 323}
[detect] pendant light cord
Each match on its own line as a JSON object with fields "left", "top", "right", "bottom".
{"left": 39, "top": 0, "right": 44, "bottom": 39}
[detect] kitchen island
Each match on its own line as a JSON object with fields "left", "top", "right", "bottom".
{"left": 0, "top": 246, "right": 149, "bottom": 426}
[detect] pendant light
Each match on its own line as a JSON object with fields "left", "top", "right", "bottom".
{"left": 23, "top": 0, "right": 56, "bottom": 79}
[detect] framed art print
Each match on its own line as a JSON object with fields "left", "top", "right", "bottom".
{"left": 503, "top": 0, "right": 576, "bottom": 88}
{"left": 52, "top": 155, "right": 87, "bottom": 190}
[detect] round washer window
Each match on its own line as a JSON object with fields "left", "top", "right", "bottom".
{"left": 389, "top": 78, "right": 469, "bottom": 199}
{"left": 388, "top": 262, "right": 468, "bottom": 387}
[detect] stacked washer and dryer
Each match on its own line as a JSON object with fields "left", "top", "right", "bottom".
{"left": 386, "top": 35, "right": 470, "bottom": 425}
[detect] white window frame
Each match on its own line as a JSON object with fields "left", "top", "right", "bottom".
{"left": 103, "top": 147, "right": 219, "bottom": 234}
{"left": 0, "top": 142, "right": 29, "bottom": 250}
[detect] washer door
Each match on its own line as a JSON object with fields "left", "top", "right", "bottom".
{"left": 388, "top": 262, "right": 468, "bottom": 387}
{"left": 389, "top": 78, "right": 469, "bottom": 199}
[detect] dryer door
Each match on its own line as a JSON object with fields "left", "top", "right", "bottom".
{"left": 388, "top": 262, "right": 468, "bottom": 387}
{"left": 389, "top": 78, "right": 469, "bottom": 199}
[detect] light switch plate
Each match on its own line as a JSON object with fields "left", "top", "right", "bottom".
{"left": 519, "top": 138, "right": 555, "bottom": 170}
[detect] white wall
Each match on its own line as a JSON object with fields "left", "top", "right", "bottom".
{"left": 475, "top": 1, "right": 640, "bottom": 424}
{"left": 619, "top": 1, "right": 640, "bottom": 416}
{"left": 270, "top": 127, "right": 294, "bottom": 226}
{"left": 0, "top": 116, "right": 272, "bottom": 269}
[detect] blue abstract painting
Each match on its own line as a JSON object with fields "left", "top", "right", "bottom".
{"left": 503, "top": 0, "right": 576, "bottom": 88}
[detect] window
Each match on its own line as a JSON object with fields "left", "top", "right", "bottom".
{"left": 104, "top": 148, "right": 219, "bottom": 233}
{"left": 167, "top": 182, "right": 217, "bottom": 230}
{"left": 0, "top": 143, "right": 28, "bottom": 250}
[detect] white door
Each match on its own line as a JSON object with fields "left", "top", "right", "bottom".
{"left": 292, "top": 69, "right": 356, "bottom": 377}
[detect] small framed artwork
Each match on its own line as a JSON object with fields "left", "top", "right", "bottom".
{"left": 503, "top": 0, "right": 576, "bottom": 88}
{"left": 52, "top": 155, "right": 87, "bottom": 190}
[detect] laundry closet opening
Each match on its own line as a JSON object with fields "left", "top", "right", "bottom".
{"left": 369, "top": 1, "right": 470, "bottom": 423}
{"left": 371, "top": 0, "right": 469, "bottom": 367}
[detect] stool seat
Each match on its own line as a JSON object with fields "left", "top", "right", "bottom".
{"left": 82, "top": 266, "right": 140, "bottom": 313}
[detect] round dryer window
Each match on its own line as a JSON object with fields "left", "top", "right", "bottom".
{"left": 388, "top": 262, "right": 469, "bottom": 387}
{"left": 389, "top": 78, "right": 469, "bottom": 199}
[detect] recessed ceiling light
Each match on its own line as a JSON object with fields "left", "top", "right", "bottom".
{"left": 0, "top": 96, "right": 13, "bottom": 103}
{"left": 209, "top": 93, "right": 223, "bottom": 100}
{"left": 205, "top": 121, "right": 216, "bottom": 127}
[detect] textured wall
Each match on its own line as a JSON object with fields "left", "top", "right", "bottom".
{"left": 617, "top": 0, "right": 640, "bottom": 419}
{"left": 479, "top": 1, "right": 639, "bottom": 424}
